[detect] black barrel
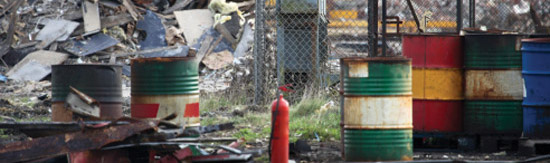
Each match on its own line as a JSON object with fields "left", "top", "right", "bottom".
{"left": 51, "top": 64, "right": 123, "bottom": 121}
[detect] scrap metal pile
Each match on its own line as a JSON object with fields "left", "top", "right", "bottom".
{"left": 0, "top": 86, "right": 256, "bottom": 162}
{"left": 0, "top": 0, "right": 258, "bottom": 162}
{"left": 0, "top": 0, "right": 255, "bottom": 93}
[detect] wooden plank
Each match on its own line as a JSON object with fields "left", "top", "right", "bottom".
{"left": 195, "top": 35, "right": 214, "bottom": 61}
{"left": 72, "top": 14, "right": 134, "bottom": 36}
{"left": 82, "top": 1, "right": 101, "bottom": 35}
{"left": 122, "top": 0, "right": 140, "bottom": 21}
{"left": 162, "top": 0, "right": 193, "bottom": 14}
{"left": 6, "top": 50, "right": 68, "bottom": 81}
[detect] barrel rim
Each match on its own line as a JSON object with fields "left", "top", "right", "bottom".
{"left": 464, "top": 67, "right": 522, "bottom": 70}
{"left": 52, "top": 64, "right": 123, "bottom": 68}
{"left": 402, "top": 33, "right": 461, "bottom": 37}
{"left": 463, "top": 33, "right": 524, "bottom": 36}
{"left": 521, "top": 38, "right": 550, "bottom": 43}
{"left": 340, "top": 57, "right": 411, "bottom": 62}
{"left": 131, "top": 57, "right": 195, "bottom": 64}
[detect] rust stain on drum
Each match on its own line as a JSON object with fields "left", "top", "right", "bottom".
{"left": 465, "top": 70, "right": 523, "bottom": 100}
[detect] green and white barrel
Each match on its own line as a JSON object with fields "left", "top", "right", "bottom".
{"left": 340, "top": 57, "right": 413, "bottom": 161}
{"left": 131, "top": 57, "right": 200, "bottom": 127}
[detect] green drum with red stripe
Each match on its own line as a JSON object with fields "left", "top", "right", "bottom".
{"left": 131, "top": 57, "right": 200, "bottom": 127}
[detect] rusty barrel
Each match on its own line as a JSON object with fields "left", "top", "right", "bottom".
{"left": 52, "top": 64, "right": 126, "bottom": 162}
{"left": 464, "top": 34, "right": 524, "bottom": 134}
{"left": 341, "top": 57, "right": 413, "bottom": 161}
{"left": 403, "top": 34, "right": 464, "bottom": 133}
{"left": 131, "top": 57, "right": 199, "bottom": 127}
{"left": 522, "top": 38, "right": 550, "bottom": 139}
{"left": 51, "top": 64, "right": 123, "bottom": 121}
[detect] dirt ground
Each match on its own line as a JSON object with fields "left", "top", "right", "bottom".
{"left": 0, "top": 80, "right": 539, "bottom": 162}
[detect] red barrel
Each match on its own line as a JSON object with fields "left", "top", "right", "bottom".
{"left": 403, "top": 34, "right": 464, "bottom": 133}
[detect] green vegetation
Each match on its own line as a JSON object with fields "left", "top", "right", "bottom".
{"left": 200, "top": 94, "right": 248, "bottom": 114}
{"left": 200, "top": 92, "right": 341, "bottom": 144}
{"left": 289, "top": 97, "right": 340, "bottom": 143}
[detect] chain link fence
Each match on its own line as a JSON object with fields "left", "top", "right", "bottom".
{"left": 251, "top": 0, "right": 549, "bottom": 105}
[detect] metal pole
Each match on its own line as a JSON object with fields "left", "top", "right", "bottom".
{"left": 382, "top": 0, "right": 387, "bottom": 57}
{"left": 457, "top": 0, "right": 462, "bottom": 33}
{"left": 406, "top": 0, "right": 423, "bottom": 33}
{"left": 469, "top": 0, "right": 475, "bottom": 28}
{"left": 254, "top": 0, "right": 265, "bottom": 105}
{"left": 368, "top": 0, "right": 378, "bottom": 57}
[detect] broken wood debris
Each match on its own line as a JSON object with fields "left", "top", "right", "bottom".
{"left": 82, "top": 1, "right": 102, "bottom": 36}
{"left": 0, "top": 119, "right": 158, "bottom": 163}
{"left": 0, "top": 0, "right": 255, "bottom": 85}
{"left": 6, "top": 50, "right": 68, "bottom": 81}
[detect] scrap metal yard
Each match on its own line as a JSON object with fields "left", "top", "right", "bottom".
{"left": 1, "top": 0, "right": 550, "bottom": 162}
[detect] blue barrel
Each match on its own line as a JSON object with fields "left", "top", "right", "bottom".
{"left": 521, "top": 38, "right": 550, "bottom": 139}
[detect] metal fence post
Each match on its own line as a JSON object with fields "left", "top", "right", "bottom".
{"left": 457, "top": 0, "right": 462, "bottom": 32}
{"left": 254, "top": 0, "right": 265, "bottom": 105}
{"left": 469, "top": 0, "right": 475, "bottom": 28}
{"left": 368, "top": 0, "right": 378, "bottom": 57}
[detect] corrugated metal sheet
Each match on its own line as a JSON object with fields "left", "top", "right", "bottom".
{"left": 412, "top": 68, "right": 463, "bottom": 100}
{"left": 465, "top": 70, "right": 523, "bottom": 100}
{"left": 413, "top": 100, "right": 463, "bottom": 132}
{"left": 344, "top": 129, "right": 413, "bottom": 162}
{"left": 343, "top": 96, "right": 412, "bottom": 129}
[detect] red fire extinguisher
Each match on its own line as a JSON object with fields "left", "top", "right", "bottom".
{"left": 270, "top": 84, "right": 293, "bottom": 163}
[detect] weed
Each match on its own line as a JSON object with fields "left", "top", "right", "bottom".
{"left": 288, "top": 97, "right": 340, "bottom": 142}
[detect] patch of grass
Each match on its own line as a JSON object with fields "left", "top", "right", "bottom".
{"left": 200, "top": 94, "right": 248, "bottom": 114}
{"left": 288, "top": 97, "right": 340, "bottom": 142}
{"left": 292, "top": 98, "right": 328, "bottom": 117}
{"left": 233, "top": 128, "right": 262, "bottom": 141}
{"left": 16, "top": 116, "right": 50, "bottom": 122}
{"left": 0, "top": 129, "right": 9, "bottom": 139}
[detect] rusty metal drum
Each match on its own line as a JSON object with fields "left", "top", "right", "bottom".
{"left": 51, "top": 64, "right": 123, "bottom": 122}
{"left": 340, "top": 57, "right": 413, "bottom": 161}
{"left": 51, "top": 64, "right": 125, "bottom": 162}
{"left": 463, "top": 34, "right": 524, "bottom": 134}
{"left": 131, "top": 57, "right": 199, "bottom": 127}
{"left": 403, "top": 34, "right": 464, "bottom": 133}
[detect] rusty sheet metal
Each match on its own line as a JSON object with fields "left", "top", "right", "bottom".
{"left": 0, "top": 120, "right": 158, "bottom": 163}
{"left": 465, "top": 70, "right": 523, "bottom": 100}
{"left": 66, "top": 86, "right": 101, "bottom": 118}
{"left": 132, "top": 94, "right": 200, "bottom": 127}
{"left": 412, "top": 68, "right": 464, "bottom": 100}
{"left": 0, "top": 121, "right": 129, "bottom": 138}
{"left": 343, "top": 96, "right": 412, "bottom": 129}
